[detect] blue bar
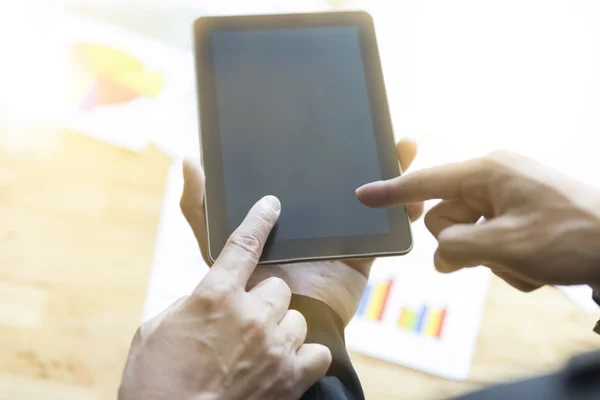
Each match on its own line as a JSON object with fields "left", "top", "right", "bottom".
{"left": 414, "top": 305, "right": 428, "bottom": 333}
{"left": 356, "top": 285, "right": 372, "bottom": 317}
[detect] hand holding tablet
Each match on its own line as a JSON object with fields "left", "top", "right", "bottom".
{"left": 194, "top": 11, "right": 414, "bottom": 264}
{"left": 181, "top": 139, "right": 424, "bottom": 324}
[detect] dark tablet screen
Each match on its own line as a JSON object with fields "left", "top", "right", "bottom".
{"left": 211, "top": 26, "right": 390, "bottom": 240}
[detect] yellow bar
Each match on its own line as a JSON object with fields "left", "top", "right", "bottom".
{"left": 398, "top": 307, "right": 408, "bottom": 328}
{"left": 398, "top": 307, "right": 417, "bottom": 330}
{"left": 366, "top": 282, "right": 387, "bottom": 320}
{"left": 425, "top": 310, "right": 443, "bottom": 337}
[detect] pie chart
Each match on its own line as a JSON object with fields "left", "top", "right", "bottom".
{"left": 68, "top": 43, "right": 166, "bottom": 111}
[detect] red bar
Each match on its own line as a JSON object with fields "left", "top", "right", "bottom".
{"left": 435, "top": 309, "right": 447, "bottom": 338}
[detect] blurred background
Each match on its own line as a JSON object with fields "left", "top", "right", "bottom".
{"left": 1, "top": 1, "right": 599, "bottom": 399}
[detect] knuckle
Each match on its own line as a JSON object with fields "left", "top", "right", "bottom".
{"left": 283, "top": 332, "right": 299, "bottom": 348}
{"left": 191, "top": 291, "right": 220, "bottom": 310}
{"left": 192, "top": 280, "right": 235, "bottom": 308}
{"left": 266, "top": 344, "right": 287, "bottom": 363}
{"left": 227, "top": 232, "right": 262, "bottom": 260}
{"left": 241, "top": 315, "right": 268, "bottom": 338}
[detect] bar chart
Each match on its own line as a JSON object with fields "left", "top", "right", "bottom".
{"left": 355, "top": 279, "right": 447, "bottom": 339}
{"left": 356, "top": 278, "right": 394, "bottom": 322}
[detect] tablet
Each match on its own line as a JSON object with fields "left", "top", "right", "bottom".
{"left": 193, "top": 11, "right": 412, "bottom": 265}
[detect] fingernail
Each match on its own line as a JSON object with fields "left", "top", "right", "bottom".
{"left": 263, "top": 195, "right": 281, "bottom": 215}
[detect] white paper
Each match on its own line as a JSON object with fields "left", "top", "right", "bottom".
{"left": 49, "top": 12, "right": 194, "bottom": 152}
{"left": 142, "top": 161, "right": 210, "bottom": 321}
{"left": 557, "top": 285, "right": 598, "bottom": 314}
{"left": 345, "top": 220, "right": 491, "bottom": 380}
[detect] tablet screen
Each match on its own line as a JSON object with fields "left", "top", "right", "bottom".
{"left": 210, "top": 26, "right": 390, "bottom": 241}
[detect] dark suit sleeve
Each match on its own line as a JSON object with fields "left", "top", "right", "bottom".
{"left": 289, "top": 295, "right": 365, "bottom": 400}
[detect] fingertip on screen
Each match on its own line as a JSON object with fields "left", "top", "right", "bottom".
{"left": 355, "top": 182, "right": 384, "bottom": 208}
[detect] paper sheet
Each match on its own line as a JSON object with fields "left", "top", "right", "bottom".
{"left": 557, "top": 285, "right": 598, "bottom": 314}
{"left": 49, "top": 12, "right": 194, "bottom": 152}
{"left": 345, "top": 219, "right": 491, "bottom": 380}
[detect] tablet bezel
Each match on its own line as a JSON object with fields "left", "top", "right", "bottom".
{"left": 194, "top": 11, "right": 413, "bottom": 265}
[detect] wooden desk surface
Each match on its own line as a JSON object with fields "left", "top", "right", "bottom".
{"left": 1, "top": 130, "right": 598, "bottom": 400}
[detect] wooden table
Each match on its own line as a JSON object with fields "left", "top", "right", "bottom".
{"left": 1, "top": 129, "right": 598, "bottom": 399}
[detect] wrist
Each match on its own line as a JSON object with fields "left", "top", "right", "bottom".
{"left": 248, "top": 262, "right": 368, "bottom": 325}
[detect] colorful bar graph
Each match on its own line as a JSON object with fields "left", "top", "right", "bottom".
{"left": 356, "top": 279, "right": 393, "bottom": 322}
{"left": 398, "top": 306, "right": 447, "bottom": 339}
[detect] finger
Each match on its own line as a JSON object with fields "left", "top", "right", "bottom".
{"left": 295, "top": 343, "right": 332, "bottom": 391}
{"left": 424, "top": 199, "right": 481, "bottom": 238}
{"left": 406, "top": 202, "right": 425, "bottom": 222}
{"left": 435, "top": 251, "right": 543, "bottom": 293}
{"left": 395, "top": 139, "right": 426, "bottom": 222}
{"left": 276, "top": 309, "right": 308, "bottom": 350}
{"left": 356, "top": 159, "right": 481, "bottom": 208}
{"left": 180, "top": 159, "right": 211, "bottom": 265}
{"left": 249, "top": 277, "right": 292, "bottom": 323}
{"left": 434, "top": 219, "right": 513, "bottom": 273}
{"left": 433, "top": 249, "right": 477, "bottom": 273}
{"left": 211, "top": 195, "right": 281, "bottom": 286}
{"left": 493, "top": 270, "right": 543, "bottom": 293}
{"left": 396, "top": 138, "right": 418, "bottom": 172}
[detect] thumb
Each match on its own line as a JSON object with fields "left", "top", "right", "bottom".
{"left": 181, "top": 159, "right": 205, "bottom": 211}
{"left": 435, "top": 219, "right": 512, "bottom": 273}
{"left": 296, "top": 343, "right": 332, "bottom": 392}
{"left": 180, "top": 159, "right": 211, "bottom": 265}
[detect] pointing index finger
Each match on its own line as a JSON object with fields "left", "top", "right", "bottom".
{"left": 356, "top": 160, "right": 479, "bottom": 207}
{"left": 207, "top": 195, "right": 281, "bottom": 287}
